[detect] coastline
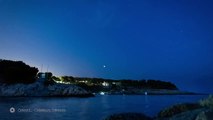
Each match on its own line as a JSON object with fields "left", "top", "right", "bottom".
{"left": 0, "top": 81, "right": 203, "bottom": 97}
{"left": 0, "top": 81, "right": 94, "bottom": 97}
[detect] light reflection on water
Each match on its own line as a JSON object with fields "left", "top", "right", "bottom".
{"left": 0, "top": 95, "right": 208, "bottom": 120}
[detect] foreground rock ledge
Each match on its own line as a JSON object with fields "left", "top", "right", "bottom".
{"left": 104, "top": 112, "right": 153, "bottom": 120}
{"left": 0, "top": 80, "right": 94, "bottom": 97}
{"left": 104, "top": 109, "right": 213, "bottom": 120}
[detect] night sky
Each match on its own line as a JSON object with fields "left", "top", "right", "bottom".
{"left": 0, "top": 0, "right": 213, "bottom": 93}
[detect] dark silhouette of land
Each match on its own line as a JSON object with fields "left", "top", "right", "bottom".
{"left": 56, "top": 76, "right": 179, "bottom": 94}
{"left": 0, "top": 59, "right": 38, "bottom": 84}
{"left": 0, "top": 59, "right": 196, "bottom": 95}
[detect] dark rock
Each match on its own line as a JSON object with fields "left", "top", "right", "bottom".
{"left": 104, "top": 112, "right": 153, "bottom": 120}
{"left": 0, "top": 80, "right": 94, "bottom": 97}
{"left": 199, "top": 95, "right": 213, "bottom": 109}
{"left": 157, "top": 103, "right": 202, "bottom": 118}
{"left": 156, "top": 108, "right": 207, "bottom": 120}
{"left": 195, "top": 109, "right": 213, "bottom": 120}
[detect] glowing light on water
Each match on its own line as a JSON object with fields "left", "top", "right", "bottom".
{"left": 100, "top": 92, "right": 105, "bottom": 95}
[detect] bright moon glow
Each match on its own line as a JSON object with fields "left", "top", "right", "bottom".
{"left": 103, "top": 65, "right": 106, "bottom": 68}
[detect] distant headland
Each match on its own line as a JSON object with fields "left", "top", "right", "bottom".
{"left": 0, "top": 59, "right": 199, "bottom": 97}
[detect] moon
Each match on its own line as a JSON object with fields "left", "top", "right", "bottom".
{"left": 103, "top": 65, "right": 106, "bottom": 68}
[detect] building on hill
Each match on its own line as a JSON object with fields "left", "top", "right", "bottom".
{"left": 37, "top": 72, "right": 53, "bottom": 81}
{"left": 102, "top": 81, "right": 109, "bottom": 87}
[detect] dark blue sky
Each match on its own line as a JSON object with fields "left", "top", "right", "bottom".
{"left": 0, "top": 0, "right": 213, "bottom": 93}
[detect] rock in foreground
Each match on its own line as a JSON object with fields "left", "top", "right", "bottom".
{"left": 157, "top": 103, "right": 202, "bottom": 118}
{"left": 195, "top": 109, "right": 213, "bottom": 120}
{"left": 104, "top": 112, "right": 153, "bottom": 120}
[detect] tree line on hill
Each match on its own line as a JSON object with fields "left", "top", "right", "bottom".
{"left": 58, "top": 76, "right": 178, "bottom": 90}
{"left": 0, "top": 59, "right": 38, "bottom": 84}
{"left": 0, "top": 59, "right": 178, "bottom": 91}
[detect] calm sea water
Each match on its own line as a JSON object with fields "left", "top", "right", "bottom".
{"left": 0, "top": 95, "right": 208, "bottom": 120}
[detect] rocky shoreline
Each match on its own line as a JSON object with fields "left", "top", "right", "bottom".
{"left": 0, "top": 79, "right": 198, "bottom": 97}
{"left": 0, "top": 78, "right": 212, "bottom": 120}
{"left": 0, "top": 81, "right": 200, "bottom": 97}
{"left": 0, "top": 80, "right": 94, "bottom": 97}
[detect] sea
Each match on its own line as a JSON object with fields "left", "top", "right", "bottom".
{"left": 0, "top": 95, "right": 208, "bottom": 120}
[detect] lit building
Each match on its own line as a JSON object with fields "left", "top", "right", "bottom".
{"left": 37, "top": 72, "right": 53, "bottom": 82}
{"left": 102, "top": 81, "right": 109, "bottom": 87}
